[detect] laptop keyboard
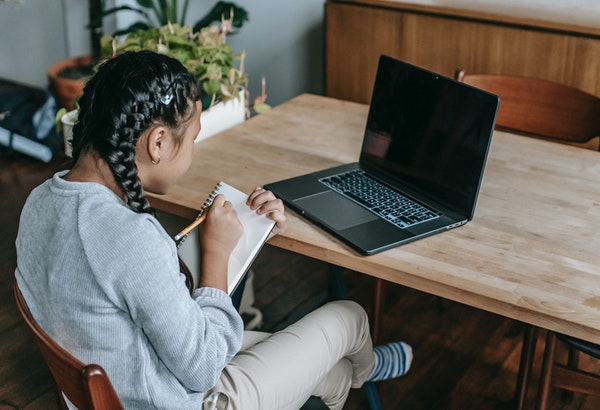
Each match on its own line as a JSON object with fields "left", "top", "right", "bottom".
{"left": 319, "top": 170, "right": 441, "bottom": 229}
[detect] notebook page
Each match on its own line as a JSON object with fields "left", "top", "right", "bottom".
{"left": 213, "top": 182, "right": 276, "bottom": 294}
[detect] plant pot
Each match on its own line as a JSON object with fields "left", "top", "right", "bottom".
{"left": 60, "top": 109, "right": 78, "bottom": 158}
{"left": 196, "top": 91, "right": 247, "bottom": 143}
{"left": 47, "top": 55, "right": 93, "bottom": 111}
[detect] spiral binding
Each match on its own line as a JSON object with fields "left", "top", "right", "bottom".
{"left": 176, "top": 182, "right": 223, "bottom": 248}
{"left": 201, "top": 182, "right": 223, "bottom": 211}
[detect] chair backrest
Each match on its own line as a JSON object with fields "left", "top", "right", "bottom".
{"left": 455, "top": 70, "right": 600, "bottom": 150}
{"left": 13, "top": 280, "right": 124, "bottom": 410}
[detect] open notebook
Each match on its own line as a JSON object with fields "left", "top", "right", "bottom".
{"left": 184, "top": 182, "right": 276, "bottom": 294}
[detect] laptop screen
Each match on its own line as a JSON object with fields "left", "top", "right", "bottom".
{"left": 360, "top": 56, "right": 499, "bottom": 218}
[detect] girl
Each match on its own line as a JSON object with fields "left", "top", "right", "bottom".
{"left": 15, "top": 51, "right": 411, "bottom": 410}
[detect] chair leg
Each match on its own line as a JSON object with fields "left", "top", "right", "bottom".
{"left": 328, "top": 264, "right": 348, "bottom": 300}
{"left": 364, "top": 381, "right": 383, "bottom": 410}
{"left": 372, "top": 278, "right": 386, "bottom": 345}
{"left": 536, "top": 331, "right": 558, "bottom": 410}
{"left": 560, "top": 344, "right": 580, "bottom": 401}
{"left": 514, "top": 325, "right": 538, "bottom": 410}
{"left": 567, "top": 344, "right": 580, "bottom": 368}
{"left": 300, "top": 396, "right": 331, "bottom": 410}
{"left": 367, "top": 278, "right": 387, "bottom": 410}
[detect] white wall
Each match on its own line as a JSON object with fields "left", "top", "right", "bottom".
{"left": 0, "top": 0, "right": 324, "bottom": 106}
{"left": 223, "top": 0, "right": 325, "bottom": 106}
{"left": 0, "top": 0, "right": 94, "bottom": 88}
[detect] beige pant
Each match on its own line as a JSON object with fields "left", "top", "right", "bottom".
{"left": 205, "top": 300, "right": 375, "bottom": 410}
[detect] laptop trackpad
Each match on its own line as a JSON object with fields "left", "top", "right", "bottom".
{"left": 293, "top": 191, "right": 377, "bottom": 230}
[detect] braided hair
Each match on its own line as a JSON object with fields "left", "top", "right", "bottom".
{"left": 71, "top": 50, "right": 200, "bottom": 214}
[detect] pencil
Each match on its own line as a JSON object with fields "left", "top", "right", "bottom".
{"left": 174, "top": 213, "right": 207, "bottom": 241}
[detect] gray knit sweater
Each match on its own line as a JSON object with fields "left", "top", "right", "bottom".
{"left": 15, "top": 171, "right": 244, "bottom": 409}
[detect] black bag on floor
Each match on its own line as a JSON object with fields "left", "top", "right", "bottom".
{"left": 0, "top": 87, "right": 62, "bottom": 161}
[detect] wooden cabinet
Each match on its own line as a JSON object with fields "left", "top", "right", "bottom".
{"left": 325, "top": 0, "right": 600, "bottom": 104}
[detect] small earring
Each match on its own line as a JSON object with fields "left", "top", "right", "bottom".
{"left": 151, "top": 157, "right": 160, "bottom": 165}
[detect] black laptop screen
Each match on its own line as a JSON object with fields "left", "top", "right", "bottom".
{"left": 360, "top": 56, "right": 499, "bottom": 218}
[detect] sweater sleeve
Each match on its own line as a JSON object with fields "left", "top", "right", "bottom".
{"left": 79, "top": 202, "right": 244, "bottom": 392}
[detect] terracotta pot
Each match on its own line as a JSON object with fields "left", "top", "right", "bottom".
{"left": 47, "top": 55, "right": 92, "bottom": 110}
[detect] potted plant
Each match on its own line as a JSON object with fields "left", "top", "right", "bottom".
{"left": 103, "top": 21, "right": 247, "bottom": 119}
{"left": 56, "top": 1, "right": 253, "bottom": 154}
{"left": 49, "top": 1, "right": 248, "bottom": 111}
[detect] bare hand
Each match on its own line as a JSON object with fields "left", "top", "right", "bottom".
{"left": 198, "top": 194, "right": 243, "bottom": 291}
{"left": 201, "top": 194, "right": 243, "bottom": 255}
{"left": 246, "top": 187, "right": 286, "bottom": 237}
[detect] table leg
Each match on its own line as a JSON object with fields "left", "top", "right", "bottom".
{"left": 372, "top": 278, "right": 386, "bottom": 345}
{"left": 514, "top": 325, "right": 538, "bottom": 410}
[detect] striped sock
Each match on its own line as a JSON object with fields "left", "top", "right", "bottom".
{"left": 366, "top": 342, "right": 413, "bottom": 382}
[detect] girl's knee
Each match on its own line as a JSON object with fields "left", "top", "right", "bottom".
{"left": 328, "top": 300, "right": 369, "bottom": 323}
{"left": 322, "top": 300, "right": 371, "bottom": 342}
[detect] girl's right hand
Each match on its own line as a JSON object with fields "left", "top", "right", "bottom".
{"left": 200, "top": 194, "right": 243, "bottom": 256}
{"left": 198, "top": 194, "right": 243, "bottom": 291}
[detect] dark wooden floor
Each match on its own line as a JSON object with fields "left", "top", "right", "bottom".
{"left": 2, "top": 150, "right": 600, "bottom": 409}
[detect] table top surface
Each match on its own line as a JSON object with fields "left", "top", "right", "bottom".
{"left": 149, "top": 94, "right": 600, "bottom": 344}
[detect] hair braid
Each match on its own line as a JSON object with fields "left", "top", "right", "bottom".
{"left": 106, "top": 99, "right": 156, "bottom": 213}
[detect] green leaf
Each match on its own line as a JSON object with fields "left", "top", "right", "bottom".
{"left": 164, "top": 34, "right": 194, "bottom": 48}
{"left": 111, "top": 22, "right": 152, "bottom": 38}
{"left": 203, "top": 79, "right": 221, "bottom": 95}
{"left": 154, "top": 0, "right": 169, "bottom": 24}
{"left": 253, "top": 103, "right": 271, "bottom": 115}
{"left": 181, "top": 0, "right": 190, "bottom": 25}
{"left": 136, "top": 0, "right": 156, "bottom": 7}
{"left": 55, "top": 108, "right": 68, "bottom": 134}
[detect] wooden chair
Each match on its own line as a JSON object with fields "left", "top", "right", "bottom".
{"left": 455, "top": 70, "right": 600, "bottom": 409}
{"left": 454, "top": 70, "right": 600, "bottom": 150}
{"left": 536, "top": 332, "right": 600, "bottom": 409}
{"left": 14, "top": 280, "right": 124, "bottom": 410}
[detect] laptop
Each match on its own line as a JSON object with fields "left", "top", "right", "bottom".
{"left": 265, "top": 55, "right": 500, "bottom": 255}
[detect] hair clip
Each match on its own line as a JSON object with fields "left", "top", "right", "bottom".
{"left": 160, "top": 93, "right": 174, "bottom": 105}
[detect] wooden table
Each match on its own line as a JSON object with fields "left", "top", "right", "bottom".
{"left": 149, "top": 94, "right": 600, "bottom": 344}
